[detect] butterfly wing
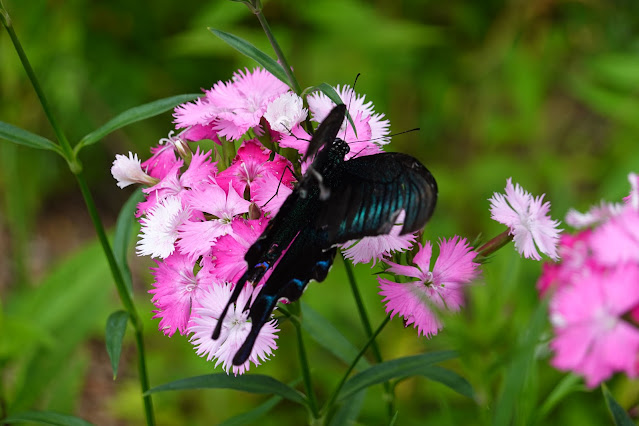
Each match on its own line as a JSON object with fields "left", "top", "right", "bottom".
{"left": 315, "top": 152, "right": 438, "bottom": 244}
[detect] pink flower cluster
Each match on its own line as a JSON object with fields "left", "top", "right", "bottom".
{"left": 111, "top": 67, "right": 423, "bottom": 374}
{"left": 539, "top": 173, "right": 639, "bottom": 387}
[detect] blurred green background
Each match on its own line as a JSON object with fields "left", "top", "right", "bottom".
{"left": 1, "top": 0, "right": 639, "bottom": 424}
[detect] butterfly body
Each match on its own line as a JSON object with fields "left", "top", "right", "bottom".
{"left": 213, "top": 104, "right": 438, "bottom": 365}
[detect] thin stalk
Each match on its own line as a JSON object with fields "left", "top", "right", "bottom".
{"left": 76, "top": 175, "right": 155, "bottom": 426}
{"left": 0, "top": 9, "right": 77, "bottom": 170}
{"left": 281, "top": 309, "right": 319, "bottom": 419}
{"left": 341, "top": 254, "right": 396, "bottom": 418}
{"left": 475, "top": 230, "right": 513, "bottom": 260}
{"left": 323, "top": 315, "right": 391, "bottom": 418}
{"left": 2, "top": 9, "right": 156, "bottom": 424}
{"left": 248, "top": 2, "right": 302, "bottom": 95}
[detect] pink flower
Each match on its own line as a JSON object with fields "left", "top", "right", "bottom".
{"left": 378, "top": 237, "right": 480, "bottom": 337}
{"left": 565, "top": 202, "right": 623, "bottom": 229}
{"left": 341, "top": 212, "right": 417, "bottom": 265}
{"left": 173, "top": 68, "right": 289, "bottom": 141}
{"left": 149, "top": 252, "right": 215, "bottom": 336}
{"left": 111, "top": 152, "right": 157, "bottom": 188}
{"left": 623, "top": 172, "right": 639, "bottom": 209}
{"left": 489, "top": 178, "right": 562, "bottom": 260}
{"left": 188, "top": 283, "right": 279, "bottom": 375}
{"left": 590, "top": 207, "right": 639, "bottom": 266}
{"left": 209, "top": 217, "right": 269, "bottom": 283}
{"left": 177, "top": 182, "right": 251, "bottom": 258}
{"left": 137, "top": 196, "right": 190, "bottom": 259}
{"left": 549, "top": 263, "right": 639, "bottom": 387}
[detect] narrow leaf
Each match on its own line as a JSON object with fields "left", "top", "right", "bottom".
{"left": 311, "top": 83, "right": 357, "bottom": 135}
{"left": 413, "top": 365, "right": 475, "bottom": 398}
{"left": 0, "top": 121, "right": 60, "bottom": 153}
{"left": 301, "top": 303, "right": 369, "bottom": 370}
{"left": 330, "top": 389, "right": 367, "bottom": 426}
{"left": 337, "top": 351, "right": 458, "bottom": 402}
{"left": 112, "top": 189, "right": 145, "bottom": 297}
{"left": 105, "top": 310, "right": 129, "bottom": 379}
{"left": 147, "top": 373, "right": 306, "bottom": 405}
{"left": 3, "top": 410, "right": 93, "bottom": 425}
{"left": 537, "top": 374, "right": 585, "bottom": 421}
{"left": 209, "top": 29, "right": 289, "bottom": 87}
{"left": 603, "top": 385, "right": 635, "bottom": 426}
{"left": 76, "top": 94, "right": 199, "bottom": 151}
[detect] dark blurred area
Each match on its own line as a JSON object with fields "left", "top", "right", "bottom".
{"left": 1, "top": 0, "right": 638, "bottom": 424}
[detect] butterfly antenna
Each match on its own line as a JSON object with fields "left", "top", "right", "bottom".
{"left": 262, "top": 165, "right": 298, "bottom": 208}
{"left": 342, "top": 73, "right": 361, "bottom": 141}
{"left": 349, "top": 127, "right": 421, "bottom": 159}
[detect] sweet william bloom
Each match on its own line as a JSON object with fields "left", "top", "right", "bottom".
{"left": 137, "top": 196, "right": 190, "bottom": 259}
{"left": 489, "top": 178, "right": 561, "bottom": 260}
{"left": 589, "top": 207, "right": 639, "bottom": 266}
{"left": 549, "top": 263, "right": 639, "bottom": 387}
{"left": 189, "top": 283, "right": 279, "bottom": 375}
{"left": 565, "top": 201, "right": 623, "bottom": 229}
{"left": 379, "top": 237, "right": 480, "bottom": 337}
{"left": 263, "top": 92, "right": 307, "bottom": 133}
{"left": 149, "top": 252, "right": 215, "bottom": 336}
{"left": 342, "top": 212, "right": 417, "bottom": 265}
{"left": 111, "top": 152, "right": 157, "bottom": 188}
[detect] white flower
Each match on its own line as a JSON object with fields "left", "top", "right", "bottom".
{"left": 137, "top": 196, "right": 189, "bottom": 258}
{"left": 188, "top": 283, "right": 279, "bottom": 376}
{"left": 264, "top": 92, "right": 307, "bottom": 133}
{"left": 111, "top": 152, "right": 156, "bottom": 188}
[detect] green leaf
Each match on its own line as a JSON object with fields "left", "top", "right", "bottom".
{"left": 330, "top": 389, "right": 367, "bottom": 426}
{"left": 537, "top": 374, "right": 585, "bottom": 421}
{"left": 310, "top": 83, "right": 357, "bottom": 136}
{"left": 112, "top": 189, "right": 145, "bottom": 297}
{"left": 337, "top": 351, "right": 458, "bottom": 402}
{"left": 301, "top": 303, "right": 369, "bottom": 370}
{"left": 493, "top": 301, "right": 548, "bottom": 426}
{"left": 0, "top": 121, "right": 61, "bottom": 153}
{"left": 413, "top": 365, "right": 475, "bottom": 398}
{"left": 603, "top": 385, "right": 635, "bottom": 426}
{"left": 147, "top": 373, "right": 306, "bottom": 405}
{"left": 105, "top": 310, "right": 129, "bottom": 379}
{"left": 75, "top": 94, "right": 199, "bottom": 151}
{"left": 209, "top": 29, "right": 289, "bottom": 87}
{"left": 3, "top": 410, "right": 94, "bottom": 425}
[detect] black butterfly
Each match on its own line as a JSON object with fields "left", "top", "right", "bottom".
{"left": 212, "top": 103, "right": 438, "bottom": 365}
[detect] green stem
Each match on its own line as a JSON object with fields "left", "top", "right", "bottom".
{"left": 474, "top": 229, "right": 513, "bottom": 261}
{"left": 281, "top": 308, "right": 319, "bottom": 419}
{"left": 2, "top": 9, "right": 155, "bottom": 424}
{"left": 76, "top": 175, "right": 155, "bottom": 425}
{"left": 323, "top": 315, "right": 391, "bottom": 418}
{"left": 0, "top": 8, "right": 78, "bottom": 171}
{"left": 248, "top": 1, "right": 302, "bottom": 95}
{"left": 341, "top": 254, "right": 396, "bottom": 419}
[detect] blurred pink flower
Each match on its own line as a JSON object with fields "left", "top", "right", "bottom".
{"left": 549, "top": 263, "right": 639, "bottom": 387}
{"left": 378, "top": 237, "right": 480, "bottom": 337}
{"left": 189, "top": 283, "right": 279, "bottom": 375}
{"left": 590, "top": 206, "right": 639, "bottom": 266}
{"left": 489, "top": 178, "right": 561, "bottom": 260}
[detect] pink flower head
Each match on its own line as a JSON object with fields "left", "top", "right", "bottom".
{"left": 137, "top": 196, "right": 190, "bottom": 259}
{"left": 590, "top": 207, "right": 639, "bottom": 266}
{"left": 188, "top": 283, "right": 279, "bottom": 375}
{"left": 623, "top": 172, "right": 639, "bottom": 209}
{"left": 141, "top": 133, "right": 180, "bottom": 180}
{"left": 549, "top": 263, "right": 639, "bottom": 387}
{"left": 565, "top": 202, "right": 623, "bottom": 229}
{"left": 216, "top": 139, "right": 295, "bottom": 200}
{"left": 111, "top": 151, "right": 157, "bottom": 188}
{"left": 378, "top": 237, "right": 480, "bottom": 337}
{"left": 149, "top": 252, "right": 215, "bottom": 336}
{"left": 536, "top": 230, "right": 597, "bottom": 295}
{"left": 177, "top": 181, "right": 251, "bottom": 259}
{"left": 173, "top": 68, "right": 289, "bottom": 141}
{"left": 341, "top": 211, "right": 417, "bottom": 265}
{"left": 209, "top": 217, "right": 269, "bottom": 283}
{"left": 489, "top": 178, "right": 562, "bottom": 260}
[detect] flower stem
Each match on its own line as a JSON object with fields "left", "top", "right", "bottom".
{"left": 2, "top": 9, "right": 155, "bottom": 424}
{"left": 323, "top": 315, "right": 391, "bottom": 419}
{"left": 341, "top": 254, "right": 396, "bottom": 419}
{"left": 0, "top": 7, "right": 78, "bottom": 172}
{"left": 474, "top": 229, "right": 514, "bottom": 261}
{"left": 247, "top": 1, "right": 302, "bottom": 95}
